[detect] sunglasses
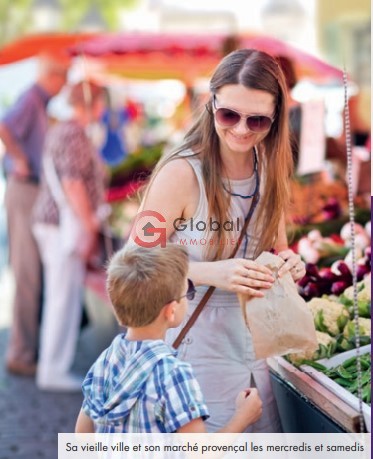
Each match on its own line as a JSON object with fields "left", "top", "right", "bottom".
{"left": 175, "top": 279, "right": 196, "bottom": 302}
{"left": 212, "top": 95, "right": 274, "bottom": 133}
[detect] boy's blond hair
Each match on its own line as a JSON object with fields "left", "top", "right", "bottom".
{"left": 107, "top": 244, "right": 189, "bottom": 327}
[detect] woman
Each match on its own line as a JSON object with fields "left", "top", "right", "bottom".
{"left": 32, "top": 81, "right": 106, "bottom": 391}
{"left": 130, "top": 49, "right": 306, "bottom": 432}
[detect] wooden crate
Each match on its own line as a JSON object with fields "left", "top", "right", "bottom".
{"left": 268, "top": 356, "right": 363, "bottom": 432}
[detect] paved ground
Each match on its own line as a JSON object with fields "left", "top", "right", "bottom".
{"left": 0, "top": 267, "right": 119, "bottom": 459}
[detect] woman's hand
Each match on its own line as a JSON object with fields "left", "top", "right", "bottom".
{"left": 209, "top": 258, "right": 275, "bottom": 297}
{"left": 277, "top": 249, "right": 306, "bottom": 281}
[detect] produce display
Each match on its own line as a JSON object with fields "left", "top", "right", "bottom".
{"left": 304, "top": 353, "right": 371, "bottom": 405}
{"left": 287, "top": 330, "right": 336, "bottom": 363}
{"left": 288, "top": 275, "right": 371, "bottom": 364}
{"left": 297, "top": 223, "right": 371, "bottom": 300}
{"left": 284, "top": 215, "right": 371, "bottom": 431}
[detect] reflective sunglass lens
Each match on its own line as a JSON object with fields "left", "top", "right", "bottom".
{"left": 246, "top": 116, "right": 272, "bottom": 132}
{"left": 216, "top": 108, "right": 240, "bottom": 126}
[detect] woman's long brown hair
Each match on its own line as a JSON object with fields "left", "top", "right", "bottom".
{"left": 143, "top": 49, "right": 293, "bottom": 260}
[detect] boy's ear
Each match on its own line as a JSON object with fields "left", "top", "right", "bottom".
{"left": 163, "top": 301, "right": 177, "bottom": 321}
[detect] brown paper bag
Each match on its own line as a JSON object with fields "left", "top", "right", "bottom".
{"left": 238, "top": 251, "right": 318, "bottom": 359}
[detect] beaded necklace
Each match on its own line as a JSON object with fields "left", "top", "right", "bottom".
{"left": 222, "top": 147, "right": 259, "bottom": 199}
{"left": 222, "top": 147, "right": 260, "bottom": 258}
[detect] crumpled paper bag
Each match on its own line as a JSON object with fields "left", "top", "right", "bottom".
{"left": 238, "top": 251, "right": 318, "bottom": 359}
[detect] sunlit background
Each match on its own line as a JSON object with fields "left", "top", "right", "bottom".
{"left": 0, "top": 0, "right": 370, "bottom": 133}
{"left": 0, "top": 1, "right": 371, "bottom": 447}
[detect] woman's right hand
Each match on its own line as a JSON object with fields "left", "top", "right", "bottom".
{"left": 209, "top": 258, "right": 275, "bottom": 297}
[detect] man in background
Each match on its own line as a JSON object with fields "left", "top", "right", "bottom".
{"left": 0, "top": 53, "right": 69, "bottom": 376}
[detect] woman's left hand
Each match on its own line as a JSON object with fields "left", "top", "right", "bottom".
{"left": 277, "top": 249, "right": 306, "bottom": 282}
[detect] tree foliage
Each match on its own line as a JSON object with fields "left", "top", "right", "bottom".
{"left": 0, "top": 0, "right": 139, "bottom": 45}
{"left": 60, "top": 0, "right": 138, "bottom": 31}
{"left": 0, "top": 0, "right": 33, "bottom": 45}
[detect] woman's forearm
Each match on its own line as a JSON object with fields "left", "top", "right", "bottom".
{"left": 188, "top": 260, "right": 220, "bottom": 287}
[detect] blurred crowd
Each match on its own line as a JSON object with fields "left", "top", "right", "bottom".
{"left": 0, "top": 51, "right": 370, "bottom": 393}
{"left": 0, "top": 53, "right": 119, "bottom": 391}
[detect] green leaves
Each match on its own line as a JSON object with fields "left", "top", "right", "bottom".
{"left": 318, "top": 353, "right": 371, "bottom": 405}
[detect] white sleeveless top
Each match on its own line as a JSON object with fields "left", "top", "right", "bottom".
{"left": 169, "top": 151, "right": 261, "bottom": 262}
{"left": 167, "top": 151, "right": 282, "bottom": 433}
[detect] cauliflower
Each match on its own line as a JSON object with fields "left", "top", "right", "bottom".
{"left": 287, "top": 331, "right": 336, "bottom": 364}
{"left": 358, "top": 288, "right": 371, "bottom": 303}
{"left": 341, "top": 277, "right": 371, "bottom": 318}
{"left": 362, "top": 274, "right": 371, "bottom": 300}
{"left": 308, "top": 297, "right": 349, "bottom": 336}
{"left": 343, "top": 318, "right": 371, "bottom": 338}
{"left": 343, "top": 280, "right": 369, "bottom": 301}
{"left": 315, "top": 330, "right": 336, "bottom": 346}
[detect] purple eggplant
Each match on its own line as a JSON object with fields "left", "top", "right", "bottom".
{"left": 331, "top": 281, "right": 349, "bottom": 295}
{"left": 305, "top": 263, "right": 321, "bottom": 279}
{"left": 297, "top": 276, "right": 310, "bottom": 287}
{"left": 356, "top": 264, "right": 370, "bottom": 281}
{"left": 335, "top": 261, "right": 351, "bottom": 276}
{"left": 331, "top": 261, "right": 353, "bottom": 284}
{"left": 319, "top": 268, "right": 338, "bottom": 282}
{"left": 303, "top": 282, "right": 320, "bottom": 299}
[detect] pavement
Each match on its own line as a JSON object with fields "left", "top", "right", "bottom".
{"left": 0, "top": 267, "right": 119, "bottom": 459}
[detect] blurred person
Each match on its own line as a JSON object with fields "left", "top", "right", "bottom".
{"left": 32, "top": 81, "right": 106, "bottom": 391}
{"left": 99, "top": 88, "right": 129, "bottom": 167}
{"left": 0, "top": 53, "right": 69, "bottom": 376}
{"left": 130, "top": 49, "right": 305, "bottom": 432}
{"left": 76, "top": 244, "right": 262, "bottom": 433}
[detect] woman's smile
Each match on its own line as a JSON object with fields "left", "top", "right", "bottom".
{"left": 214, "top": 84, "right": 275, "bottom": 156}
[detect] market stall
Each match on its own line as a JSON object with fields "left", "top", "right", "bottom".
{"left": 269, "top": 210, "right": 371, "bottom": 433}
{"left": 1, "top": 32, "right": 369, "bottom": 432}
{"left": 74, "top": 34, "right": 370, "bottom": 434}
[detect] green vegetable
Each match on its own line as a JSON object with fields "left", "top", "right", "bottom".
{"left": 302, "top": 360, "right": 328, "bottom": 371}
{"left": 314, "top": 352, "right": 371, "bottom": 406}
{"left": 336, "top": 365, "right": 355, "bottom": 380}
{"left": 342, "top": 355, "right": 359, "bottom": 369}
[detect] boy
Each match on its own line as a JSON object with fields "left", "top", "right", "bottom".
{"left": 76, "top": 244, "right": 262, "bottom": 433}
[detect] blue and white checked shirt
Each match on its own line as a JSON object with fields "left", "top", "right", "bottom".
{"left": 81, "top": 335, "right": 209, "bottom": 432}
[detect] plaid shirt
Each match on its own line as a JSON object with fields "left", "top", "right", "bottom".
{"left": 81, "top": 335, "right": 209, "bottom": 433}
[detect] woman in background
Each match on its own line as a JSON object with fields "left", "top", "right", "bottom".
{"left": 33, "top": 81, "right": 106, "bottom": 391}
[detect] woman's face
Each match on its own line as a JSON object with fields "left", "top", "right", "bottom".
{"left": 213, "top": 84, "right": 275, "bottom": 156}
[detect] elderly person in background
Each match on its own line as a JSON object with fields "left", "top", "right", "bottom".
{"left": 0, "top": 53, "right": 69, "bottom": 376}
{"left": 32, "top": 81, "right": 106, "bottom": 391}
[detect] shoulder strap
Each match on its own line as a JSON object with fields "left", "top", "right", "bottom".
{"left": 43, "top": 155, "right": 69, "bottom": 209}
{"left": 172, "top": 190, "right": 260, "bottom": 349}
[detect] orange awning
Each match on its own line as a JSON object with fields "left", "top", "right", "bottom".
{"left": 0, "top": 33, "right": 96, "bottom": 65}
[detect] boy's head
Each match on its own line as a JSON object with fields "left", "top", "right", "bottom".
{"left": 107, "top": 244, "right": 190, "bottom": 327}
